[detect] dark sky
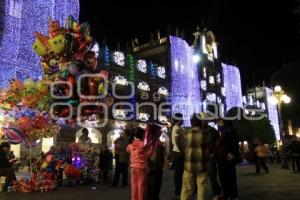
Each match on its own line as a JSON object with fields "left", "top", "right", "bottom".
{"left": 79, "top": 0, "right": 300, "bottom": 89}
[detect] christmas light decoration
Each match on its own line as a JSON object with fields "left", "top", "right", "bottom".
{"left": 157, "top": 66, "right": 166, "bottom": 79}
{"left": 222, "top": 63, "right": 243, "bottom": 112}
{"left": 158, "top": 87, "right": 168, "bottom": 96}
{"left": 158, "top": 115, "right": 168, "bottom": 124}
{"left": 102, "top": 46, "right": 110, "bottom": 68}
{"left": 112, "top": 51, "right": 125, "bottom": 66}
{"left": 200, "top": 80, "right": 207, "bottom": 91}
{"left": 137, "top": 113, "right": 150, "bottom": 122}
{"left": 113, "top": 109, "right": 127, "bottom": 120}
{"left": 206, "top": 93, "right": 216, "bottom": 102}
{"left": 209, "top": 76, "right": 215, "bottom": 84}
{"left": 126, "top": 54, "right": 136, "bottom": 119}
{"left": 0, "top": 0, "right": 79, "bottom": 88}
{"left": 137, "top": 81, "right": 150, "bottom": 91}
{"left": 149, "top": 62, "right": 156, "bottom": 79}
{"left": 91, "top": 42, "right": 99, "bottom": 58}
{"left": 137, "top": 59, "right": 147, "bottom": 73}
{"left": 170, "top": 36, "right": 201, "bottom": 126}
{"left": 266, "top": 88, "right": 280, "bottom": 140}
{"left": 203, "top": 67, "right": 207, "bottom": 79}
{"left": 217, "top": 73, "right": 221, "bottom": 83}
{"left": 113, "top": 75, "right": 128, "bottom": 86}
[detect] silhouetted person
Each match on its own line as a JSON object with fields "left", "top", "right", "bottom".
{"left": 255, "top": 141, "right": 269, "bottom": 174}
{"left": 0, "top": 142, "right": 16, "bottom": 191}
{"left": 215, "top": 120, "right": 241, "bottom": 200}
{"left": 171, "top": 113, "right": 184, "bottom": 199}
{"left": 79, "top": 128, "right": 91, "bottom": 144}
{"left": 112, "top": 129, "right": 130, "bottom": 187}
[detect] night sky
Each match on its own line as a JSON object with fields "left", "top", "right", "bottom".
{"left": 79, "top": 0, "right": 300, "bottom": 90}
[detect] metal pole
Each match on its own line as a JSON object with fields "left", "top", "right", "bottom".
{"left": 278, "top": 97, "right": 289, "bottom": 169}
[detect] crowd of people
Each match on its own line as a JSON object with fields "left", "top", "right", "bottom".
{"left": 1, "top": 112, "right": 300, "bottom": 199}
{"left": 171, "top": 113, "right": 241, "bottom": 200}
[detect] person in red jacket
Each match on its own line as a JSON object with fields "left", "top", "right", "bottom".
{"left": 127, "top": 127, "right": 152, "bottom": 200}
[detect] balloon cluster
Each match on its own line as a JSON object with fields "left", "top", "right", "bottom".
{"left": 0, "top": 79, "right": 51, "bottom": 111}
{"left": 11, "top": 173, "right": 56, "bottom": 193}
{"left": 2, "top": 111, "right": 59, "bottom": 148}
{"left": 32, "top": 16, "right": 113, "bottom": 120}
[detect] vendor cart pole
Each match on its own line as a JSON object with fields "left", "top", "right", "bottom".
{"left": 29, "top": 145, "right": 33, "bottom": 176}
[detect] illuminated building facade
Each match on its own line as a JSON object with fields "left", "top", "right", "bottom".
{"left": 244, "top": 87, "right": 280, "bottom": 140}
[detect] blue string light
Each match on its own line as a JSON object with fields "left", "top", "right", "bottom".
{"left": 103, "top": 46, "right": 110, "bottom": 68}
{"left": 170, "top": 36, "right": 202, "bottom": 126}
{"left": 149, "top": 62, "right": 156, "bottom": 80}
{"left": 222, "top": 63, "right": 243, "bottom": 112}
{"left": 0, "top": 0, "right": 79, "bottom": 88}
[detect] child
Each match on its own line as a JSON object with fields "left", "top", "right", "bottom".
{"left": 127, "top": 127, "right": 150, "bottom": 200}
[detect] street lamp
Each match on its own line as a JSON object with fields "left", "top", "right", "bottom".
{"left": 271, "top": 85, "right": 291, "bottom": 169}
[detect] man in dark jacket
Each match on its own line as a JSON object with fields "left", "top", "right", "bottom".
{"left": 205, "top": 123, "right": 222, "bottom": 200}
{"left": 0, "top": 142, "right": 15, "bottom": 190}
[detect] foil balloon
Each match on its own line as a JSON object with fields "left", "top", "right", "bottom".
{"left": 3, "top": 127, "right": 25, "bottom": 144}
{"left": 16, "top": 116, "right": 33, "bottom": 134}
{"left": 68, "top": 62, "right": 79, "bottom": 76}
{"left": 33, "top": 116, "right": 48, "bottom": 129}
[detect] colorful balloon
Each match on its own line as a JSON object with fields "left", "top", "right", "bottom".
{"left": 48, "top": 34, "right": 65, "bottom": 54}
{"left": 16, "top": 116, "right": 33, "bottom": 134}
{"left": 3, "top": 127, "right": 25, "bottom": 144}
{"left": 23, "top": 79, "right": 35, "bottom": 90}
{"left": 33, "top": 116, "right": 48, "bottom": 129}
{"left": 68, "top": 62, "right": 79, "bottom": 76}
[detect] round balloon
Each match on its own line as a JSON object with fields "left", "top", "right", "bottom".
{"left": 68, "top": 62, "right": 79, "bottom": 76}
{"left": 33, "top": 115, "right": 48, "bottom": 129}
{"left": 16, "top": 116, "right": 33, "bottom": 134}
{"left": 4, "top": 127, "right": 25, "bottom": 144}
{"left": 23, "top": 79, "right": 35, "bottom": 90}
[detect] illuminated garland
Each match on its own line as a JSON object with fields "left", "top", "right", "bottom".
{"left": 126, "top": 54, "right": 136, "bottom": 119}
{"left": 149, "top": 62, "right": 156, "bottom": 80}
{"left": 103, "top": 46, "right": 110, "bottom": 68}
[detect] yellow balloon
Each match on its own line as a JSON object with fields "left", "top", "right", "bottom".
{"left": 98, "top": 82, "right": 106, "bottom": 95}
{"left": 23, "top": 78, "right": 35, "bottom": 90}
{"left": 32, "top": 39, "right": 47, "bottom": 56}
{"left": 41, "top": 161, "right": 48, "bottom": 169}
{"left": 48, "top": 34, "right": 65, "bottom": 54}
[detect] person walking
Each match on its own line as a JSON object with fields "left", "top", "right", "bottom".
{"left": 172, "top": 113, "right": 185, "bottom": 199}
{"left": 147, "top": 124, "right": 165, "bottom": 200}
{"left": 254, "top": 140, "right": 269, "bottom": 174}
{"left": 180, "top": 113, "right": 210, "bottom": 200}
{"left": 112, "top": 129, "right": 130, "bottom": 187}
{"left": 215, "top": 119, "right": 241, "bottom": 200}
{"left": 127, "top": 128, "right": 151, "bottom": 200}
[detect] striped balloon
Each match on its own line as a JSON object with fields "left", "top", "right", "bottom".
{"left": 3, "top": 127, "right": 25, "bottom": 144}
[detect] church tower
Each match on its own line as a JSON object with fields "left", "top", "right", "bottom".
{"left": 0, "top": 0, "right": 80, "bottom": 87}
